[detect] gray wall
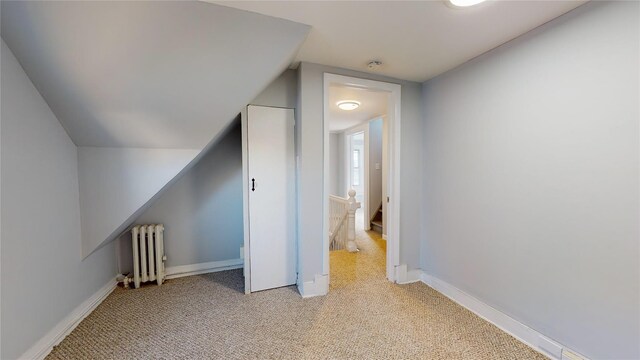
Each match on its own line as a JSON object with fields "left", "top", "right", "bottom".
{"left": 298, "top": 62, "right": 423, "bottom": 282}
{"left": 328, "top": 133, "right": 344, "bottom": 196}
{"left": 421, "top": 2, "right": 639, "bottom": 359}
{"left": 250, "top": 69, "right": 298, "bottom": 109}
{"left": 1, "top": 40, "right": 117, "bottom": 359}
{"left": 118, "top": 123, "right": 243, "bottom": 271}
{"left": 78, "top": 147, "right": 199, "bottom": 257}
{"left": 368, "top": 118, "right": 383, "bottom": 220}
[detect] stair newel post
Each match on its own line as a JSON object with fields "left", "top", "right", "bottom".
{"left": 346, "top": 189, "right": 360, "bottom": 252}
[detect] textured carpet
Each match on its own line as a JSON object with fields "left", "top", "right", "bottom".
{"left": 47, "top": 229, "right": 545, "bottom": 359}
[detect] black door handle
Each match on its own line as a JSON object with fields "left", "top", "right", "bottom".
{"left": 252, "top": 178, "right": 255, "bottom": 192}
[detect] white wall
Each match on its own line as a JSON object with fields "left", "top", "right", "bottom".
{"left": 368, "top": 118, "right": 383, "bottom": 221}
{"left": 421, "top": 2, "right": 639, "bottom": 358}
{"left": 0, "top": 40, "right": 117, "bottom": 360}
{"left": 78, "top": 147, "right": 199, "bottom": 257}
{"left": 298, "top": 62, "right": 423, "bottom": 283}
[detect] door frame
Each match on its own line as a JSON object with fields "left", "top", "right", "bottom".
{"left": 343, "top": 124, "right": 370, "bottom": 230}
{"left": 241, "top": 106, "right": 251, "bottom": 294}
{"left": 323, "top": 73, "right": 401, "bottom": 283}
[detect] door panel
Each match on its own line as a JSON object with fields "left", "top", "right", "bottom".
{"left": 247, "top": 105, "right": 296, "bottom": 292}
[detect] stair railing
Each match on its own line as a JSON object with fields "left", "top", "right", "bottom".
{"left": 328, "top": 189, "right": 360, "bottom": 252}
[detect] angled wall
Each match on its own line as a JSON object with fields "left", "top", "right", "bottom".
{"left": 78, "top": 147, "right": 200, "bottom": 256}
{"left": 421, "top": 2, "right": 639, "bottom": 358}
{"left": 116, "top": 123, "right": 243, "bottom": 273}
{"left": 0, "top": 1, "right": 309, "bottom": 149}
{"left": 1, "top": 40, "right": 117, "bottom": 360}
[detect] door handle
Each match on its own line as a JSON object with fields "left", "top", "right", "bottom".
{"left": 252, "top": 178, "right": 255, "bottom": 192}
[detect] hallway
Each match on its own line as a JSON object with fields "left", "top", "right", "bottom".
{"left": 329, "top": 219, "right": 386, "bottom": 289}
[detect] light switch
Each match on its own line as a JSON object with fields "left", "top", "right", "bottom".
{"left": 375, "top": 163, "right": 381, "bottom": 170}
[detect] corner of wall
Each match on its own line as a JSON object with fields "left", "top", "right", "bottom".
{"left": 297, "top": 273, "right": 328, "bottom": 298}
{"left": 394, "top": 264, "right": 422, "bottom": 284}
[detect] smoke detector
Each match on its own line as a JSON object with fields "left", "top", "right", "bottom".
{"left": 367, "top": 60, "right": 383, "bottom": 70}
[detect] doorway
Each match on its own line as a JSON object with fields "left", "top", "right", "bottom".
{"left": 323, "top": 73, "right": 401, "bottom": 284}
{"left": 348, "top": 132, "right": 365, "bottom": 210}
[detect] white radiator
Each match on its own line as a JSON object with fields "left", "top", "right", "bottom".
{"left": 131, "top": 224, "right": 166, "bottom": 289}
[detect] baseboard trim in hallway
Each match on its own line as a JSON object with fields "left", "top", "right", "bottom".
{"left": 419, "top": 271, "right": 589, "bottom": 360}
{"left": 20, "top": 276, "right": 118, "bottom": 360}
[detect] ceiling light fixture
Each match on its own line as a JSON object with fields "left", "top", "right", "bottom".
{"left": 448, "top": 0, "right": 486, "bottom": 7}
{"left": 337, "top": 100, "right": 360, "bottom": 111}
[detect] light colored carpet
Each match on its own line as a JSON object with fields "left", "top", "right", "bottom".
{"left": 47, "top": 229, "right": 545, "bottom": 359}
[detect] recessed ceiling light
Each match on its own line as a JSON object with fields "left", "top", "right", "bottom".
{"left": 337, "top": 100, "right": 360, "bottom": 111}
{"left": 448, "top": 0, "right": 486, "bottom": 7}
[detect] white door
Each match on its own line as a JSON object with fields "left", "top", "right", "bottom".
{"left": 247, "top": 105, "right": 296, "bottom": 292}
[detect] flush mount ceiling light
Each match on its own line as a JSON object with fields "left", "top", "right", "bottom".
{"left": 448, "top": 0, "right": 487, "bottom": 7}
{"left": 337, "top": 100, "right": 361, "bottom": 111}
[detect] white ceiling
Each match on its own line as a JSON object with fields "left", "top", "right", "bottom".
{"left": 212, "top": 0, "right": 587, "bottom": 82}
{"left": 1, "top": 1, "right": 309, "bottom": 148}
{"left": 329, "top": 85, "right": 388, "bottom": 132}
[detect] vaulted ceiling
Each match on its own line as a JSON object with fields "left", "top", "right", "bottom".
{"left": 1, "top": 1, "right": 309, "bottom": 148}
{"left": 212, "top": 0, "right": 587, "bottom": 82}
{"left": 1, "top": 1, "right": 310, "bottom": 257}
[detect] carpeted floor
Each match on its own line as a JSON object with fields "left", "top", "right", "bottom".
{"left": 47, "top": 227, "right": 545, "bottom": 359}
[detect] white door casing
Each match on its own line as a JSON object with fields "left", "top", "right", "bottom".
{"left": 323, "top": 73, "right": 401, "bottom": 283}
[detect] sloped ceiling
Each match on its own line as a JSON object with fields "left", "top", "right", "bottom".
{"left": 213, "top": 1, "right": 587, "bottom": 82}
{"left": 77, "top": 147, "right": 200, "bottom": 257}
{"left": 1, "top": 1, "right": 309, "bottom": 148}
{"left": 1, "top": 1, "right": 309, "bottom": 257}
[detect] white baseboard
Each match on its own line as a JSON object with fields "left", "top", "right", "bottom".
{"left": 165, "top": 258, "right": 243, "bottom": 280}
{"left": 297, "top": 273, "right": 328, "bottom": 298}
{"left": 20, "top": 276, "right": 118, "bottom": 360}
{"left": 382, "top": 234, "right": 387, "bottom": 240}
{"left": 419, "top": 272, "right": 588, "bottom": 360}
{"left": 394, "top": 264, "right": 422, "bottom": 284}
